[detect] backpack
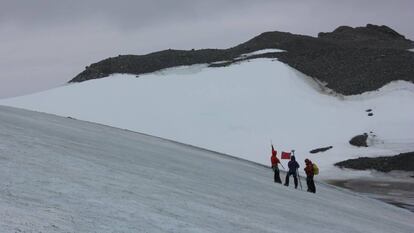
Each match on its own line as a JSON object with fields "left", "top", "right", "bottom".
{"left": 313, "top": 163, "right": 319, "bottom": 175}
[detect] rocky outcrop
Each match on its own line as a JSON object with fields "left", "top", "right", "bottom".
{"left": 310, "top": 146, "right": 333, "bottom": 154}
{"left": 335, "top": 152, "right": 414, "bottom": 172}
{"left": 72, "top": 49, "right": 235, "bottom": 83}
{"left": 349, "top": 133, "right": 369, "bottom": 147}
{"left": 70, "top": 24, "right": 414, "bottom": 95}
{"left": 318, "top": 24, "right": 410, "bottom": 48}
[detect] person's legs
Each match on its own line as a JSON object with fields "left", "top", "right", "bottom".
{"left": 293, "top": 173, "right": 298, "bottom": 189}
{"left": 273, "top": 166, "right": 280, "bottom": 183}
{"left": 274, "top": 168, "right": 282, "bottom": 183}
{"left": 310, "top": 175, "right": 316, "bottom": 193}
{"left": 306, "top": 176, "right": 311, "bottom": 192}
{"left": 275, "top": 172, "right": 282, "bottom": 183}
{"left": 284, "top": 172, "right": 291, "bottom": 186}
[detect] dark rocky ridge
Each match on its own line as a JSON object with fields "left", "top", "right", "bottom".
{"left": 335, "top": 152, "right": 414, "bottom": 172}
{"left": 70, "top": 24, "right": 414, "bottom": 95}
{"left": 318, "top": 24, "right": 410, "bottom": 48}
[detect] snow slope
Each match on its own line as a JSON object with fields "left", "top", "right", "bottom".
{"left": 0, "top": 106, "right": 413, "bottom": 233}
{"left": 1, "top": 59, "right": 414, "bottom": 180}
{"left": 238, "top": 48, "right": 285, "bottom": 58}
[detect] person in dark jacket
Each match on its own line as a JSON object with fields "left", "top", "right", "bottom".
{"left": 284, "top": 156, "right": 299, "bottom": 188}
{"left": 304, "top": 159, "right": 316, "bottom": 193}
{"left": 270, "top": 150, "right": 282, "bottom": 183}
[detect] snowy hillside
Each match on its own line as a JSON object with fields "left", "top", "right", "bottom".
{"left": 0, "top": 106, "right": 413, "bottom": 233}
{"left": 1, "top": 58, "right": 414, "bottom": 181}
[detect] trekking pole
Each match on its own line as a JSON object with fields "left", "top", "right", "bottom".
{"left": 297, "top": 168, "right": 303, "bottom": 190}
{"left": 291, "top": 149, "right": 303, "bottom": 190}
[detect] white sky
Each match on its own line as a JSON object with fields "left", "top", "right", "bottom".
{"left": 0, "top": 0, "right": 413, "bottom": 98}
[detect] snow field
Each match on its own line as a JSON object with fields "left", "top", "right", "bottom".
{"left": 1, "top": 58, "right": 414, "bottom": 181}
{"left": 0, "top": 106, "right": 413, "bottom": 233}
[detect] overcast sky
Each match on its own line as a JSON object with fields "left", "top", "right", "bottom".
{"left": 1, "top": 0, "right": 413, "bottom": 98}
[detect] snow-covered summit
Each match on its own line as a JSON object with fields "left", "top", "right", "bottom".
{"left": 2, "top": 58, "right": 414, "bottom": 181}
{"left": 0, "top": 106, "right": 413, "bottom": 232}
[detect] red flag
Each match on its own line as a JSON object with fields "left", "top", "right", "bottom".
{"left": 271, "top": 145, "right": 277, "bottom": 156}
{"left": 281, "top": 151, "right": 291, "bottom": 160}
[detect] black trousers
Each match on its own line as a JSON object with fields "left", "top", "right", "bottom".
{"left": 272, "top": 166, "right": 282, "bottom": 183}
{"left": 306, "top": 175, "right": 316, "bottom": 193}
{"left": 284, "top": 171, "right": 298, "bottom": 188}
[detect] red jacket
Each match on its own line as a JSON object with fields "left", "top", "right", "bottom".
{"left": 271, "top": 155, "right": 280, "bottom": 166}
{"left": 304, "top": 161, "right": 314, "bottom": 176}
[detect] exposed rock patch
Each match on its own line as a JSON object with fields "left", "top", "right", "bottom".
{"left": 349, "top": 133, "right": 369, "bottom": 147}
{"left": 335, "top": 152, "right": 414, "bottom": 172}
{"left": 310, "top": 146, "right": 333, "bottom": 154}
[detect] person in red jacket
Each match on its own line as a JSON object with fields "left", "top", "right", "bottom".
{"left": 271, "top": 150, "right": 282, "bottom": 183}
{"left": 304, "top": 159, "right": 316, "bottom": 193}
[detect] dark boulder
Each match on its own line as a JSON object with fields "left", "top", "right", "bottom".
{"left": 349, "top": 133, "right": 368, "bottom": 147}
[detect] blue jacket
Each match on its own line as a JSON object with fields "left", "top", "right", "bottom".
{"left": 288, "top": 156, "right": 300, "bottom": 173}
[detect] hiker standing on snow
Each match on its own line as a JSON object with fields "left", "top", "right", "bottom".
{"left": 304, "top": 159, "right": 316, "bottom": 193}
{"left": 270, "top": 149, "right": 282, "bottom": 183}
{"left": 284, "top": 156, "right": 299, "bottom": 188}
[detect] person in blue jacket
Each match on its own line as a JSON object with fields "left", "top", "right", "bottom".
{"left": 284, "top": 155, "right": 299, "bottom": 188}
